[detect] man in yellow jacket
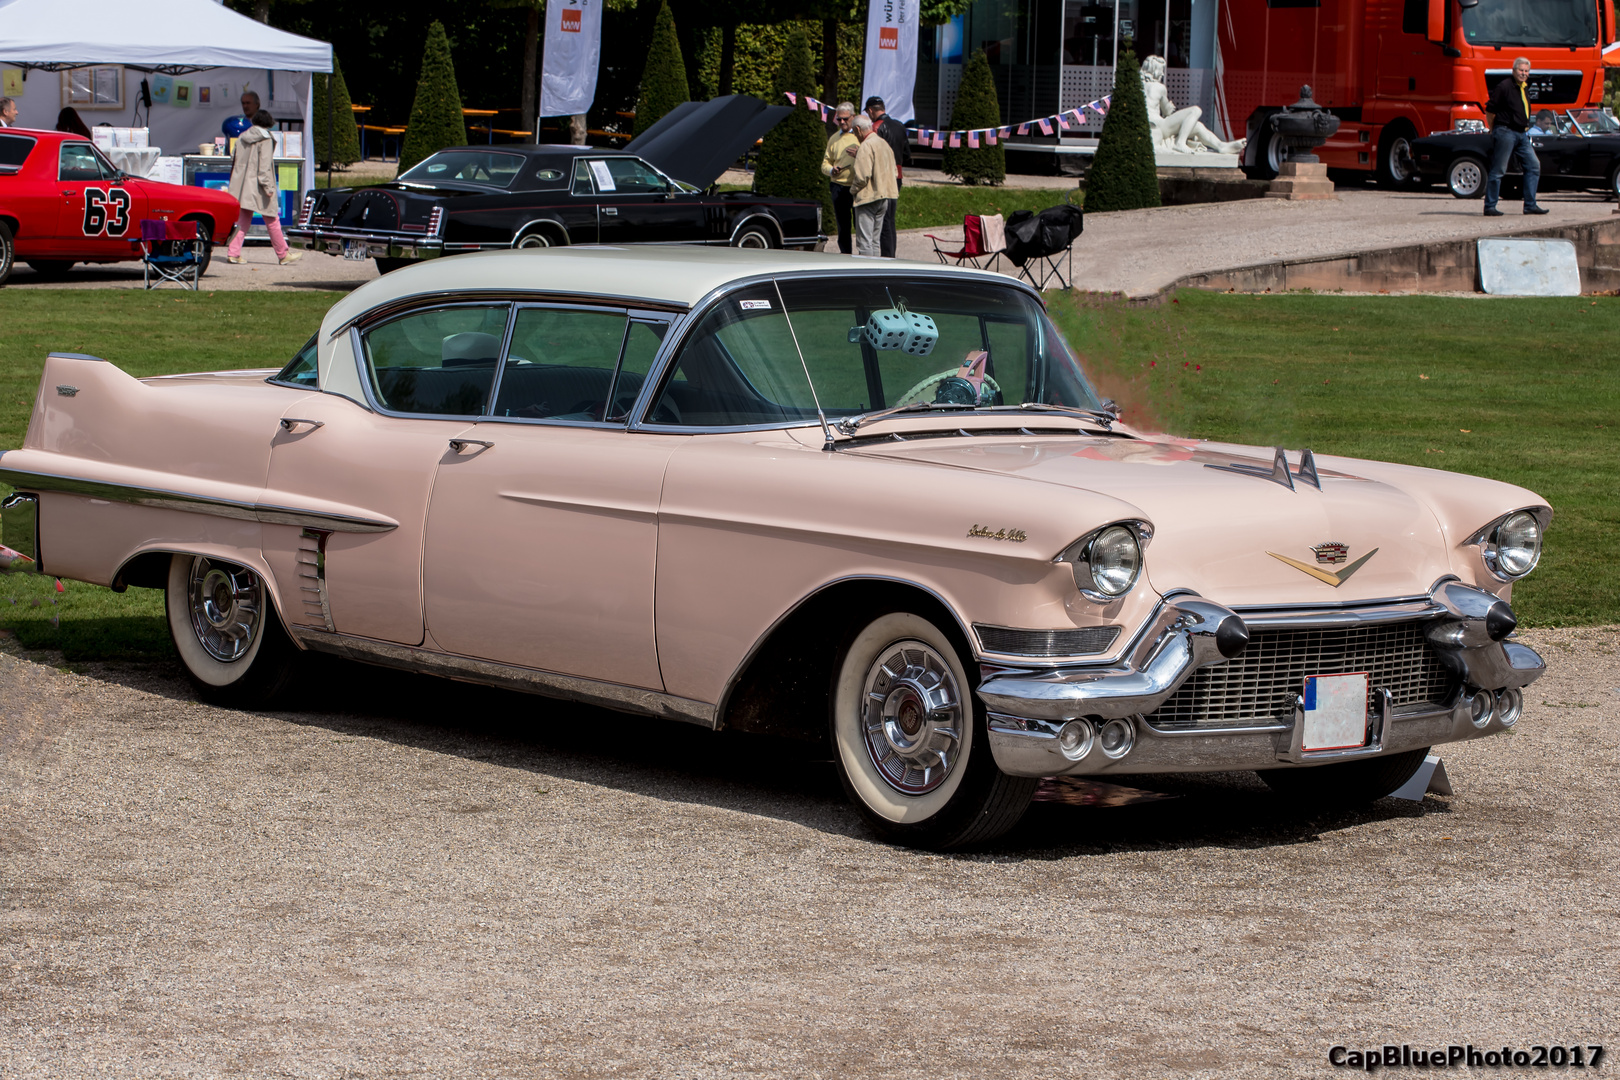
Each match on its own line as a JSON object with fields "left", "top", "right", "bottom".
{"left": 821, "top": 103, "right": 859, "bottom": 254}
{"left": 850, "top": 113, "right": 898, "bottom": 258}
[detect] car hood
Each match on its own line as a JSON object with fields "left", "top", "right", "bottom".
{"left": 839, "top": 433, "right": 1463, "bottom": 607}
{"left": 625, "top": 94, "right": 794, "bottom": 189}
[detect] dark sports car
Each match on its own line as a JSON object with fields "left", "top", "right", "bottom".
{"left": 1413, "top": 108, "right": 1620, "bottom": 199}
{"left": 289, "top": 95, "right": 824, "bottom": 271}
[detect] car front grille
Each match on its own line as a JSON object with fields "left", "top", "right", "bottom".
{"left": 1144, "top": 620, "right": 1457, "bottom": 732}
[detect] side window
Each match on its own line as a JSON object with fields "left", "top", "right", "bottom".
{"left": 362, "top": 305, "right": 510, "bottom": 416}
{"left": 601, "top": 158, "right": 669, "bottom": 194}
{"left": 493, "top": 306, "right": 630, "bottom": 420}
{"left": 273, "top": 334, "right": 320, "bottom": 388}
{"left": 571, "top": 158, "right": 595, "bottom": 196}
{"left": 0, "top": 134, "right": 36, "bottom": 168}
{"left": 59, "top": 142, "right": 111, "bottom": 181}
{"left": 606, "top": 321, "right": 668, "bottom": 421}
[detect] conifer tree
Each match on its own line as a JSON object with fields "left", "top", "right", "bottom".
{"left": 1083, "top": 46, "right": 1160, "bottom": 212}
{"left": 399, "top": 22, "right": 467, "bottom": 172}
{"left": 312, "top": 56, "right": 361, "bottom": 169}
{"left": 942, "top": 49, "right": 1005, "bottom": 186}
{"left": 754, "top": 26, "right": 831, "bottom": 223}
{"left": 635, "top": 1, "right": 689, "bottom": 137}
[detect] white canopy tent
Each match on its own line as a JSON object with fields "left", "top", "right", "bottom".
{"left": 0, "top": 0, "right": 333, "bottom": 191}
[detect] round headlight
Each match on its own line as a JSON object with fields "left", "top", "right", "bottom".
{"left": 1491, "top": 511, "right": 1542, "bottom": 578}
{"left": 1088, "top": 525, "right": 1142, "bottom": 597}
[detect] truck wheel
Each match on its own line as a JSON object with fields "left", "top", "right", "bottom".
{"left": 1377, "top": 124, "right": 1419, "bottom": 187}
{"left": 1448, "top": 155, "right": 1488, "bottom": 199}
{"left": 1259, "top": 747, "right": 1430, "bottom": 807}
{"left": 1242, "top": 120, "right": 1286, "bottom": 180}
{"left": 166, "top": 553, "right": 299, "bottom": 708}
{"left": 0, "top": 220, "right": 12, "bottom": 287}
{"left": 830, "top": 610, "right": 1036, "bottom": 849}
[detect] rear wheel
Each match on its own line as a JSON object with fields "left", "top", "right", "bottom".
{"left": 166, "top": 553, "right": 299, "bottom": 707}
{"left": 26, "top": 260, "right": 73, "bottom": 279}
{"left": 732, "top": 224, "right": 776, "bottom": 249}
{"left": 831, "top": 610, "right": 1036, "bottom": 849}
{"left": 1447, "top": 155, "right": 1487, "bottom": 199}
{"left": 515, "top": 229, "right": 554, "bottom": 249}
{"left": 1377, "top": 124, "right": 1419, "bottom": 187}
{"left": 0, "top": 220, "right": 12, "bottom": 287}
{"left": 1260, "top": 747, "right": 1430, "bottom": 807}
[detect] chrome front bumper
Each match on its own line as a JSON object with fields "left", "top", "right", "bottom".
{"left": 980, "top": 582, "right": 1546, "bottom": 778}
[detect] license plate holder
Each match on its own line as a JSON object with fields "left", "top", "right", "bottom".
{"left": 1301, "top": 672, "right": 1370, "bottom": 752}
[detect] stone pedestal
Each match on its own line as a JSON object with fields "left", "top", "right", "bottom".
{"left": 1266, "top": 161, "right": 1337, "bottom": 201}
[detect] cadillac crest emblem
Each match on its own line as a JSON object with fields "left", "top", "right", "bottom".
{"left": 1312, "top": 542, "right": 1349, "bottom": 565}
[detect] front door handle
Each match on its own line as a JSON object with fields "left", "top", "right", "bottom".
{"left": 280, "top": 418, "right": 325, "bottom": 432}
{"left": 603, "top": 207, "right": 618, "bottom": 216}
{"left": 449, "top": 438, "right": 493, "bottom": 454}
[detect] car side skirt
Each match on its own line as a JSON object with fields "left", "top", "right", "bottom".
{"left": 287, "top": 626, "right": 719, "bottom": 728}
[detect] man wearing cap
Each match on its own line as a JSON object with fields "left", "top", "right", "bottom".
{"left": 822, "top": 103, "right": 859, "bottom": 255}
{"left": 865, "top": 96, "right": 911, "bottom": 257}
{"left": 850, "top": 114, "right": 898, "bottom": 257}
{"left": 1482, "top": 57, "right": 1547, "bottom": 217}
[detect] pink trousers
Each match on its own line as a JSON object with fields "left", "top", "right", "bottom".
{"left": 225, "top": 208, "right": 288, "bottom": 259}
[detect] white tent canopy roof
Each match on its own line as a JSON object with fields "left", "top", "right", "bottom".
{"left": 0, "top": 0, "right": 332, "bottom": 72}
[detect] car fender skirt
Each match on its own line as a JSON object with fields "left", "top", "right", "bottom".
{"left": 0, "top": 454, "right": 397, "bottom": 534}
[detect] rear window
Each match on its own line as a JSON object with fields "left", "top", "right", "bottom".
{"left": 398, "top": 150, "right": 525, "bottom": 189}
{"left": 0, "top": 134, "right": 36, "bottom": 168}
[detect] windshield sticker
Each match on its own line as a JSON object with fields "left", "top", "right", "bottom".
{"left": 588, "top": 160, "right": 616, "bottom": 191}
{"left": 738, "top": 299, "right": 772, "bottom": 310}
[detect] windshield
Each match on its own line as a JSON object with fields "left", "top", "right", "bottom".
{"left": 398, "top": 150, "right": 525, "bottom": 189}
{"left": 645, "top": 277, "right": 1102, "bottom": 429}
{"left": 1568, "top": 108, "right": 1620, "bottom": 134}
{"left": 1461, "top": 0, "right": 1596, "bottom": 47}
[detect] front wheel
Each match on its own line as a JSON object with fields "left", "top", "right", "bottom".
{"left": 1448, "top": 155, "right": 1487, "bottom": 199}
{"left": 1259, "top": 747, "right": 1430, "bottom": 807}
{"left": 831, "top": 611, "right": 1036, "bottom": 849}
{"left": 166, "top": 553, "right": 299, "bottom": 707}
{"left": 0, "top": 219, "right": 13, "bottom": 287}
{"left": 1608, "top": 163, "right": 1620, "bottom": 201}
{"left": 185, "top": 216, "right": 215, "bottom": 276}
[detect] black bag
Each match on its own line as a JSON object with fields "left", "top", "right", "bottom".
{"left": 1003, "top": 204, "right": 1084, "bottom": 266}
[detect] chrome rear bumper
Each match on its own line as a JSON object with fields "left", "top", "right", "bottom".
{"left": 979, "top": 582, "right": 1545, "bottom": 778}
{"left": 285, "top": 227, "right": 444, "bottom": 260}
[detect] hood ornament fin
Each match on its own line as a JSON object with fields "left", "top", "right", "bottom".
{"left": 1204, "top": 446, "right": 1322, "bottom": 491}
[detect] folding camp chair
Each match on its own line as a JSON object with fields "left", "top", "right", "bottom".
{"left": 925, "top": 213, "right": 1005, "bottom": 271}
{"left": 133, "top": 219, "right": 204, "bottom": 290}
{"left": 1004, "top": 205, "right": 1082, "bottom": 290}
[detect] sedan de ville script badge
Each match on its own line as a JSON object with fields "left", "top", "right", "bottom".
{"left": 1268, "top": 543, "right": 1378, "bottom": 587}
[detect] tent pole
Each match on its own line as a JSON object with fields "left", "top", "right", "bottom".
{"left": 326, "top": 71, "right": 334, "bottom": 188}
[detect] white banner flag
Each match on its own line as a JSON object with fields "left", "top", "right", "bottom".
{"left": 540, "top": 0, "right": 602, "bottom": 117}
{"left": 860, "top": 0, "right": 921, "bottom": 124}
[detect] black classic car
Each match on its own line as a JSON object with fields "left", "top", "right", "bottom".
{"left": 1413, "top": 108, "right": 1620, "bottom": 199}
{"left": 289, "top": 95, "right": 824, "bottom": 271}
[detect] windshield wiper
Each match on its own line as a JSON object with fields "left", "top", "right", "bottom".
{"left": 835, "top": 401, "right": 979, "bottom": 435}
{"left": 1009, "top": 401, "right": 1118, "bottom": 429}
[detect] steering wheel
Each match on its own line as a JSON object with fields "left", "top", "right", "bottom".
{"left": 896, "top": 368, "right": 1002, "bottom": 407}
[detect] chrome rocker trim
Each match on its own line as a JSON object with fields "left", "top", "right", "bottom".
{"left": 980, "top": 581, "right": 1546, "bottom": 779}
{"left": 288, "top": 627, "right": 718, "bottom": 729}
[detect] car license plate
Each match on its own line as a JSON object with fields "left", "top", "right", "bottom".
{"left": 1301, "top": 672, "right": 1370, "bottom": 752}
{"left": 343, "top": 241, "right": 369, "bottom": 261}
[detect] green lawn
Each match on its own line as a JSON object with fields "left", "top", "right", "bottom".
{"left": 1047, "top": 290, "right": 1620, "bottom": 627}
{"left": 2, "top": 288, "right": 1614, "bottom": 662}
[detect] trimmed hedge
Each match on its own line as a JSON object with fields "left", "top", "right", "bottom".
{"left": 942, "top": 49, "right": 1005, "bottom": 186}
{"left": 635, "top": 1, "right": 689, "bottom": 137}
{"left": 1083, "top": 48, "right": 1161, "bottom": 213}
{"left": 754, "top": 26, "right": 831, "bottom": 223}
{"left": 311, "top": 56, "right": 361, "bottom": 169}
{"left": 399, "top": 22, "right": 467, "bottom": 173}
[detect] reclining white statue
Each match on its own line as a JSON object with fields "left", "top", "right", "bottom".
{"left": 1142, "top": 55, "right": 1246, "bottom": 155}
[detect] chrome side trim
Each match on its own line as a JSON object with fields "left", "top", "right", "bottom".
{"left": 288, "top": 627, "right": 717, "bottom": 728}
{"left": 0, "top": 467, "right": 397, "bottom": 534}
{"left": 328, "top": 288, "right": 688, "bottom": 341}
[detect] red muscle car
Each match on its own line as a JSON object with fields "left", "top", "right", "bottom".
{"left": 0, "top": 128, "right": 239, "bottom": 285}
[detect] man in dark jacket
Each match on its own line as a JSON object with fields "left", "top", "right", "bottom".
{"left": 865, "top": 96, "right": 912, "bottom": 257}
{"left": 1482, "top": 57, "right": 1547, "bottom": 217}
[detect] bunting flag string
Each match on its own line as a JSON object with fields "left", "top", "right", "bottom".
{"left": 784, "top": 91, "right": 1112, "bottom": 148}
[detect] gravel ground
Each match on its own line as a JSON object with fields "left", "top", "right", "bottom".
{"left": 1, "top": 627, "right": 1615, "bottom": 1078}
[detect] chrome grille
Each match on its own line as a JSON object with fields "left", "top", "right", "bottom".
{"left": 1145, "top": 620, "right": 1456, "bottom": 731}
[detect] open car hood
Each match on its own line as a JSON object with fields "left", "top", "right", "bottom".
{"left": 625, "top": 95, "right": 794, "bottom": 189}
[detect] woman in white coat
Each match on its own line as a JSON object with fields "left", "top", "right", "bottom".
{"left": 224, "top": 110, "right": 299, "bottom": 265}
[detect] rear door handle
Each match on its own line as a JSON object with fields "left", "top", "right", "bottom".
{"left": 449, "top": 438, "right": 493, "bottom": 454}
{"left": 280, "top": 418, "right": 325, "bottom": 432}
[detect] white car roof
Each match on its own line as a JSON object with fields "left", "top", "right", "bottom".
{"left": 319, "top": 246, "right": 1028, "bottom": 334}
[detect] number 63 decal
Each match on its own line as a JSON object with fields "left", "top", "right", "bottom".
{"left": 82, "top": 188, "right": 131, "bottom": 237}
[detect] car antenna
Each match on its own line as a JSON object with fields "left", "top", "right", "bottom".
{"left": 771, "top": 278, "right": 837, "bottom": 451}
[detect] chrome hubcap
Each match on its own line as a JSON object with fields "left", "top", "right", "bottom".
{"left": 737, "top": 231, "right": 769, "bottom": 248}
{"left": 1453, "top": 161, "right": 1482, "bottom": 194}
{"left": 517, "top": 234, "right": 550, "bottom": 248}
{"left": 1391, "top": 138, "right": 1415, "bottom": 181}
{"left": 861, "top": 641, "right": 963, "bottom": 795}
{"left": 188, "top": 557, "right": 262, "bottom": 662}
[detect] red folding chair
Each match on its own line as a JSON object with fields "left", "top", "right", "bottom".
{"left": 926, "top": 214, "right": 1003, "bottom": 271}
{"left": 132, "top": 219, "right": 203, "bottom": 290}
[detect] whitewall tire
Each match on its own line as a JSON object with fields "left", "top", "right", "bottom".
{"left": 166, "top": 553, "right": 298, "bottom": 706}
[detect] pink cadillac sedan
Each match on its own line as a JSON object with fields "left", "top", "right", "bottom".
{"left": 0, "top": 248, "right": 1550, "bottom": 848}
